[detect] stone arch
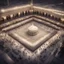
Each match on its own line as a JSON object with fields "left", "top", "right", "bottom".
{"left": 25, "top": 11, "right": 28, "bottom": 15}
{"left": 40, "top": 12, "right": 42, "bottom": 16}
{"left": 58, "top": 18, "right": 61, "bottom": 21}
{"left": 47, "top": 14, "right": 50, "bottom": 18}
{"left": 36, "top": 11, "right": 39, "bottom": 15}
{"left": 39, "top": 12, "right": 42, "bottom": 15}
{"left": 45, "top": 13, "right": 48, "bottom": 17}
{"left": 17, "top": 12, "right": 21, "bottom": 16}
{"left": 24, "top": 11, "right": 26, "bottom": 15}
{"left": 51, "top": 15, "right": 55, "bottom": 20}
{"left": 42, "top": 12, "right": 44, "bottom": 16}
{"left": 57, "top": 18, "right": 61, "bottom": 22}
{"left": 7, "top": 15, "right": 10, "bottom": 20}
{"left": 2, "top": 16, "right": 7, "bottom": 21}
{"left": 10, "top": 14, "right": 14, "bottom": 19}
{"left": 22, "top": 11, "right": 25, "bottom": 16}
{"left": 27, "top": 10, "right": 30, "bottom": 15}
{"left": 33, "top": 11, "right": 35, "bottom": 14}
{"left": 50, "top": 14, "right": 55, "bottom": 20}
{"left": 0, "top": 18, "right": 5, "bottom": 23}
{"left": 44, "top": 12, "right": 47, "bottom": 16}
{"left": 54, "top": 17, "right": 59, "bottom": 21}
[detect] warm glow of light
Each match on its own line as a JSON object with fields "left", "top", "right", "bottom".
{"left": 1, "top": 9, "right": 5, "bottom": 12}
{"left": 10, "top": 14, "right": 13, "bottom": 18}
{"left": 61, "top": 18, "right": 64, "bottom": 22}
{"left": 0, "top": 5, "right": 30, "bottom": 12}
{"left": 18, "top": 12, "right": 21, "bottom": 16}
{"left": 2, "top": 16, "right": 6, "bottom": 20}
{"left": 50, "top": 14, "right": 53, "bottom": 17}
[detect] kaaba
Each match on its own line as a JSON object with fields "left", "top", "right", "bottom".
{"left": 0, "top": 0, "right": 64, "bottom": 64}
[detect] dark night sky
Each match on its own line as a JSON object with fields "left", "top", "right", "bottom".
{"left": 0, "top": 0, "right": 64, "bottom": 7}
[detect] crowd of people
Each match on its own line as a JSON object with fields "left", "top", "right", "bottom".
{"left": 0, "top": 32, "right": 62, "bottom": 64}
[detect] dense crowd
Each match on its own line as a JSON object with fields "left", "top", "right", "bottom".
{"left": 0, "top": 32, "right": 62, "bottom": 64}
